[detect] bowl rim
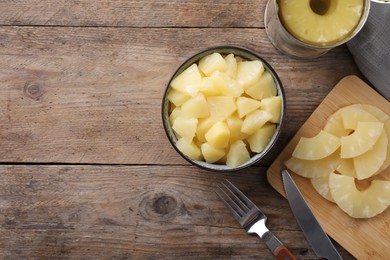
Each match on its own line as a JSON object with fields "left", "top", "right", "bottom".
{"left": 161, "top": 45, "right": 286, "bottom": 172}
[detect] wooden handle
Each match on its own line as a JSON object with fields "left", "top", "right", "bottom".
{"left": 262, "top": 231, "right": 296, "bottom": 260}
{"left": 275, "top": 245, "right": 296, "bottom": 260}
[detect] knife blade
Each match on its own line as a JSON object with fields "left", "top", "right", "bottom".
{"left": 281, "top": 170, "right": 343, "bottom": 260}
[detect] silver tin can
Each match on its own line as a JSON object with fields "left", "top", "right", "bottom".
{"left": 264, "top": 0, "right": 371, "bottom": 59}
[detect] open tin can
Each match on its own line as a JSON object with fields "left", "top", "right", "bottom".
{"left": 264, "top": 0, "right": 371, "bottom": 59}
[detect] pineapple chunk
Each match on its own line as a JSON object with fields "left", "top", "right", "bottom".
{"left": 236, "top": 97, "right": 262, "bottom": 118}
{"left": 205, "top": 121, "right": 230, "bottom": 149}
{"left": 236, "top": 60, "right": 264, "bottom": 90}
{"left": 329, "top": 172, "right": 390, "bottom": 218}
{"left": 172, "top": 117, "right": 198, "bottom": 143}
{"left": 201, "top": 142, "right": 226, "bottom": 163}
{"left": 292, "top": 130, "right": 340, "bottom": 160}
{"left": 210, "top": 71, "right": 243, "bottom": 97}
{"left": 181, "top": 93, "right": 210, "bottom": 118}
{"left": 167, "top": 89, "right": 191, "bottom": 107}
{"left": 340, "top": 121, "right": 384, "bottom": 158}
{"left": 200, "top": 77, "right": 220, "bottom": 96}
{"left": 241, "top": 110, "right": 272, "bottom": 135}
{"left": 226, "top": 114, "right": 249, "bottom": 143}
{"left": 245, "top": 71, "right": 277, "bottom": 100}
{"left": 285, "top": 149, "right": 341, "bottom": 178}
{"left": 169, "top": 107, "right": 184, "bottom": 125}
{"left": 224, "top": 53, "right": 237, "bottom": 79}
{"left": 261, "top": 96, "right": 282, "bottom": 123}
{"left": 310, "top": 175, "right": 335, "bottom": 203}
{"left": 247, "top": 123, "right": 276, "bottom": 153}
{"left": 198, "top": 52, "right": 227, "bottom": 76}
{"left": 171, "top": 64, "right": 202, "bottom": 96}
{"left": 353, "top": 131, "right": 388, "bottom": 180}
{"left": 207, "top": 96, "right": 237, "bottom": 121}
{"left": 196, "top": 117, "right": 217, "bottom": 143}
{"left": 176, "top": 138, "right": 202, "bottom": 161}
{"left": 226, "top": 140, "right": 250, "bottom": 168}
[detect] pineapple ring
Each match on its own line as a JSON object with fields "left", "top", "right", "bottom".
{"left": 329, "top": 173, "right": 390, "bottom": 218}
{"left": 278, "top": 0, "right": 365, "bottom": 46}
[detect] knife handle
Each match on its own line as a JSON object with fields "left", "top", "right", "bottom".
{"left": 262, "top": 231, "right": 296, "bottom": 260}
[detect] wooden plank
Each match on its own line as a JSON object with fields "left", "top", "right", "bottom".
{"left": 0, "top": 0, "right": 266, "bottom": 27}
{"left": 0, "top": 27, "right": 361, "bottom": 164}
{"left": 0, "top": 164, "right": 353, "bottom": 259}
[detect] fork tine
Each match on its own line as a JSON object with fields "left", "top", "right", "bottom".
{"left": 225, "top": 179, "right": 256, "bottom": 209}
{"left": 215, "top": 188, "right": 242, "bottom": 223}
{"left": 221, "top": 182, "right": 250, "bottom": 213}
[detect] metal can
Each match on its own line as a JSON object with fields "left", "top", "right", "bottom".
{"left": 264, "top": 0, "right": 371, "bottom": 59}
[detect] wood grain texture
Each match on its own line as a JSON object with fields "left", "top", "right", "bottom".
{"left": 0, "top": 165, "right": 353, "bottom": 259}
{"left": 268, "top": 76, "right": 390, "bottom": 260}
{"left": 0, "top": 0, "right": 369, "bottom": 259}
{"left": 0, "top": 27, "right": 360, "bottom": 164}
{"left": 0, "top": 0, "right": 266, "bottom": 27}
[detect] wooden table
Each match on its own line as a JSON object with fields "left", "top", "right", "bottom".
{"left": 0, "top": 1, "right": 367, "bottom": 259}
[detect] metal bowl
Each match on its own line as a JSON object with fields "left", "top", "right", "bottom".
{"left": 162, "top": 46, "right": 286, "bottom": 172}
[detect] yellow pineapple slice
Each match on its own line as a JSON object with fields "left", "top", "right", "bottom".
{"left": 181, "top": 93, "right": 210, "bottom": 119}
{"left": 236, "top": 97, "right": 262, "bottom": 118}
{"left": 292, "top": 130, "right": 340, "bottom": 160}
{"left": 176, "top": 138, "right": 202, "bottom": 161}
{"left": 378, "top": 119, "right": 390, "bottom": 172}
{"left": 285, "top": 149, "right": 341, "bottom": 178}
{"left": 196, "top": 117, "right": 217, "bottom": 143}
{"left": 226, "top": 140, "right": 250, "bottom": 168}
{"left": 200, "top": 76, "right": 221, "bottom": 96}
{"left": 351, "top": 103, "right": 390, "bottom": 122}
{"left": 172, "top": 117, "right": 198, "bottom": 143}
{"left": 340, "top": 121, "right": 384, "bottom": 158}
{"left": 353, "top": 131, "right": 388, "bottom": 180}
{"left": 236, "top": 60, "right": 264, "bottom": 90}
{"left": 201, "top": 142, "right": 226, "bottom": 163}
{"left": 278, "top": 0, "right": 364, "bottom": 46}
{"left": 167, "top": 89, "right": 191, "bottom": 107}
{"left": 261, "top": 96, "right": 282, "bottom": 123}
{"left": 169, "top": 107, "right": 184, "bottom": 125}
{"left": 171, "top": 64, "right": 202, "bottom": 96}
{"left": 241, "top": 110, "right": 272, "bottom": 135}
{"left": 329, "top": 172, "right": 390, "bottom": 218}
{"left": 207, "top": 96, "right": 237, "bottom": 121}
{"left": 311, "top": 175, "right": 335, "bottom": 203}
{"left": 210, "top": 71, "right": 243, "bottom": 97}
{"left": 205, "top": 121, "right": 230, "bottom": 149}
{"left": 198, "top": 52, "right": 227, "bottom": 76}
{"left": 324, "top": 108, "right": 352, "bottom": 137}
{"left": 224, "top": 53, "right": 237, "bottom": 79}
{"left": 225, "top": 114, "right": 249, "bottom": 143}
{"left": 336, "top": 158, "right": 356, "bottom": 177}
{"left": 341, "top": 106, "right": 379, "bottom": 130}
{"left": 245, "top": 71, "right": 277, "bottom": 100}
{"left": 247, "top": 123, "right": 276, "bottom": 153}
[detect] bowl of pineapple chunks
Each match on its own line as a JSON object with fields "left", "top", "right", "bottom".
{"left": 162, "top": 46, "right": 286, "bottom": 171}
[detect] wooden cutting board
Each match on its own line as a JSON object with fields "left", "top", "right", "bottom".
{"left": 267, "top": 75, "right": 390, "bottom": 260}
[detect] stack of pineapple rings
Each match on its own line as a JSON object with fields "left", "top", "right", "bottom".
{"left": 167, "top": 52, "right": 282, "bottom": 168}
{"left": 285, "top": 104, "right": 390, "bottom": 219}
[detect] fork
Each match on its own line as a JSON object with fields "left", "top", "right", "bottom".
{"left": 216, "top": 180, "right": 296, "bottom": 260}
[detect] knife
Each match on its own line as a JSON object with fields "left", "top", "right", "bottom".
{"left": 282, "top": 170, "right": 343, "bottom": 260}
